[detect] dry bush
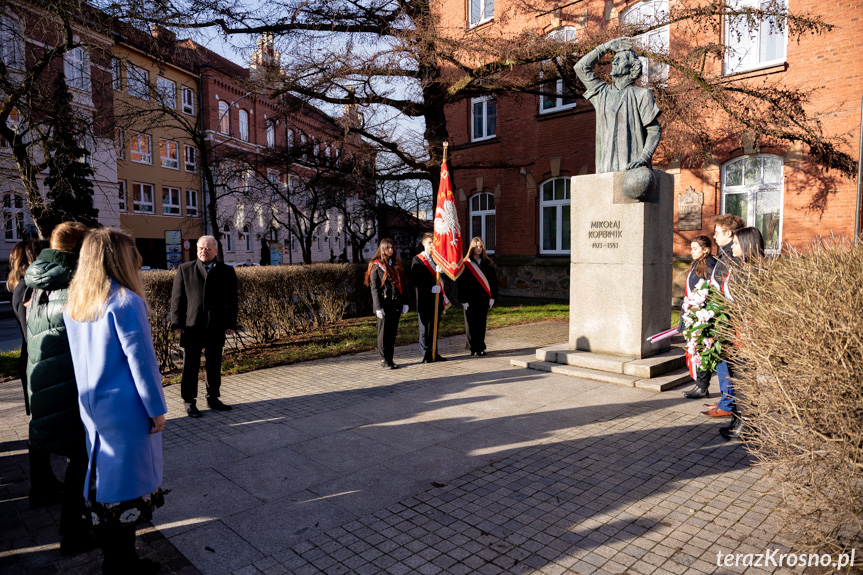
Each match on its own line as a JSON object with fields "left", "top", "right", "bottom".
{"left": 141, "top": 270, "right": 179, "bottom": 372}
{"left": 141, "top": 265, "right": 369, "bottom": 368}
{"left": 727, "top": 239, "right": 863, "bottom": 553}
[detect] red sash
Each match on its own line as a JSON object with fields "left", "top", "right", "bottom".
{"left": 464, "top": 260, "right": 492, "bottom": 298}
{"left": 374, "top": 259, "right": 402, "bottom": 294}
{"left": 418, "top": 253, "right": 451, "bottom": 307}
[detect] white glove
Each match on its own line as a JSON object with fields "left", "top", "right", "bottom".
{"left": 489, "top": 298, "right": 495, "bottom": 308}
{"left": 462, "top": 303, "right": 469, "bottom": 310}
{"left": 431, "top": 285, "right": 441, "bottom": 294}
{"left": 376, "top": 309, "right": 385, "bottom": 319}
{"left": 435, "top": 265, "right": 443, "bottom": 273}
{"left": 402, "top": 304, "right": 409, "bottom": 314}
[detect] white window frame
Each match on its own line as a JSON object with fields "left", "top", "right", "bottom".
{"left": 540, "top": 28, "right": 578, "bottom": 113}
{"left": 64, "top": 46, "right": 90, "bottom": 92}
{"left": 181, "top": 86, "right": 195, "bottom": 115}
{"left": 721, "top": 154, "right": 784, "bottom": 253}
{"left": 469, "top": 192, "right": 496, "bottom": 254}
{"left": 118, "top": 180, "right": 126, "bottom": 212}
{"left": 3, "top": 194, "right": 28, "bottom": 241}
{"left": 218, "top": 101, "right": 229, "bottom": 134}
{"left": 156, "top": 76, "right": 176, "bottom": 109}
{"left": 223, "top": 223, "right": 234, "bottom": 252}
{"left": 539, "top": 177, "right": 571, "bottom": 255}
{"left": 286, "top": 128, "right": 294, "bottom": 149}
{"left": 160, "top": 138, "right": 179, "bottom": 169}
{"left": 300, "top": 134, "right": 308, "bottom": 161}
{"left": 266, "top": 122, "right": 275, "bottom": 148}
{"left": 185, "top": 189, "right": 198, "bottom": 217}
{"left": 471, "top": 96, "right": 497, "bottom": 142}
{"left": 468, "top": 0, "right": 494, "bottom": 27}
{"left": 132, "top": 182, "right": 155, "bottom": 213}
{"left": 0, "top": 14, "right": 25, "bottom": 71}
{"left": 240, "top": 224, "right": 252, "bottom": 252}
{"left": 111, "top": 58, "right": 123, "bottom": 91}
{"left": 724, "top": 0, "right": 788, "bottom": 75}
{"left": 239, "top": 109, "right": 249, "bottom": 141}
{"left": 184, "top": 144, "right": 197, "bottom": 172}
{"left": 127, "top": 63, "right": 149, "bottom": 100}
{"left": 620, "top": 0, "right": 670, "bottom": 84}
{"left": 130, "top": 132, "right": 152, "bottom": 164}
{"left": 162, "top": 186, "right": 181, "bottom": 215}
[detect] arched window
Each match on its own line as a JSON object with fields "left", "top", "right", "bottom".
{"left": 238, "top": 109, "right": 249, "bottom": 141}
{"left": 620, "top": 0, "right": 669, "bottom": 84}
{"left": 469, "top": 192, "right": 496, "bottom": 253}
{"left": 222, "top": 223, "right": 234, "bottom": 252}
{"left": 539, "top": 177, "right": 570, "bottom": 254}
{"left": 218, "top": 101, "right": 229, "bottom": 134}
{"left": 722, "top": 154, "right": 783, "bottom": 251}
{"left": 540, "top": 27, "right": 578, "bottom": 114}
{"left": 240, "top": 224, "right": 252, "bottom": 252}
{"left": 266, "top": 121, "right": 275, "bottom": 148}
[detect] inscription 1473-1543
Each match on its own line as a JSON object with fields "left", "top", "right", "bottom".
{"left": 588, "top": 220, "right": 622, "bottom": 249}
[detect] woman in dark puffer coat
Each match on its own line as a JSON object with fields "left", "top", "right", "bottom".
{"left": 24, "top": 221, "right": 93, "bottom": 554}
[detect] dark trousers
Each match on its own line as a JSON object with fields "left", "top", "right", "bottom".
{"left": 180, "top": 331, "right": 225, "bottom": 403}
{"left": 96, "top": 523, "right": 138, "bottom": 573}
{"left": 29, "top": 447, "right": 59, "bottom": 493}
{"left": 377, "top": 308, "right": 401, "bottom": 363}
{"left": 417, "top": 306, "right": 441, "bottom": 359}
{"left": 464, "top": 304, "right": 488, "bottom": 353}
{"left": 59, "top": 445, "right": 88, "bottom": 538}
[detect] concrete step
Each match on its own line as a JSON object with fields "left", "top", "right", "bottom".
{"left": 510, "top": 360, "right": 641, "bottom": 387}
{"left": 634, "top": 366, "right": 693, "bottom": 392}
{"left": 535, "top": 345, "right": 686, "bottom": 378}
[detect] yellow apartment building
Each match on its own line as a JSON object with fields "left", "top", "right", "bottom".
{"left": 112, "top": 30, "right": 203, "bottom": 269}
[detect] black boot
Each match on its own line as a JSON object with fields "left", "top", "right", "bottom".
{"left": 719, "top": 414, "right": 745, "bottom": 441}
{"left": 98, "top": 525, "right": 160, "bottom": 575}
{"left": 683, "top": 385, "right": 709, "bottom": 399}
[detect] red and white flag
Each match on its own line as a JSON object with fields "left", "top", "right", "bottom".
{"left": 431, "top": 160, "right": 464, "bottom": 280}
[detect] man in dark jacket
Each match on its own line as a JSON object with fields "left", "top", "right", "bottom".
{"left": 711, "top": 214, "right": 745, "bottom": 283}
{"left": 171, "top": 235, "right": 238, "bottom": 417}
{"left": 410, "top": 233, "right": 448, "bottom": 363}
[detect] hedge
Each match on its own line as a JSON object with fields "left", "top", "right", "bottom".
{"left": 141, "top": 264, "right": 370, "bottom": 371}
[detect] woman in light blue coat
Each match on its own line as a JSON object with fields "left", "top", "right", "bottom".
{"left": 64, "top": 229, "right": 167, "bottom": 575}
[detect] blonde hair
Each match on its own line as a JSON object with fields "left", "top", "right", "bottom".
{"left": 463, "top": 237, "right": 493, "bottom": 265}
{"left": 50, "top": 221, "right": 90, "bottom": 252}
{"left": 65, "top": 229, "right": 146, "bottom": 322}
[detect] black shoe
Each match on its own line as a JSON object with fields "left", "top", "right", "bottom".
{"left": 683, "top": 386, "right": 710, "bottom": 399}
{"left": 422, "top": 356, "right": 432, "bottom": 363}
{"left": 185, "top": 403, "right": 203, "bottom": 418}
{"left": 207, "top": 398, "right": 232, "bottom": 411}
{"left": 387, "top": 362, "right": 400, "bottom": 369}
{"left": 469, "top": 351, "right": 476, "bottom": 356}
{"left": 720, "top": 416, "right": 745, "bottom": 441}
{"left": 476, "top": 351, "right": 487, "bottom": 357}
{"left": 434, "top": 355, "right": 447, "bottom": 362}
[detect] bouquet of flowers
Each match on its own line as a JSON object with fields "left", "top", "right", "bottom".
{"left": 681, "top": 279, "right": 729, "bottom": 373}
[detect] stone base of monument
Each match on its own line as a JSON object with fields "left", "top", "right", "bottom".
{"left": 569, "top": 169, "right": 674, "bottom": 359}
{"left": 509, "top": 338, "right": 693, "bottom": 392}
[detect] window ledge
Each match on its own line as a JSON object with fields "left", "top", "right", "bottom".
{"left": 721, "top": 62, "right": 787, "bottom": 82}
{"left": 466, "top": 18, "right": 494, "bottom": 31}
{"left": 535, "top": 104, "right": 589, "bottom": 121}
{"left": 453, "top": 137, "right": 500, "bottom": 151}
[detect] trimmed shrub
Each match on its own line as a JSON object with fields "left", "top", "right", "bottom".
{"left": 727, "top": 239, "right": 863, "bottom": 553}
{"left": 142, "top": 264, "right": 369, "bottom": 370}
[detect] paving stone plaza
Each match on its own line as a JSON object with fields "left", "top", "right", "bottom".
{"left": 1, "top": 322, "right": 806, "bottom": 575}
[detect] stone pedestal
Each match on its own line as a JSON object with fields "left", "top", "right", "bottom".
{"left": 569, "top": 170, "right": 674, "bottom": 358}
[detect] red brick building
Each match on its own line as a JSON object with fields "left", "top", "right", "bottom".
{"left": 441, "top": 0, "right": 863, "bottom": 299}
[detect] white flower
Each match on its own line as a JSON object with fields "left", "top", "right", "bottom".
{"left": 90, "top": 512, "right": 100, "bottom": 526}
{"left": 695, "top": 309, "right": 714, "bottom": 324}
{"left": 119, "top": 508, "right": 141, "bottom": 523}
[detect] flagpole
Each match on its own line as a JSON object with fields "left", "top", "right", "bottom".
{"left": 431, "top": 142, "right": 448, "bottom": 362}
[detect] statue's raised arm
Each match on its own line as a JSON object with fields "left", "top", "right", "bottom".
{"left": 574, "top": 37, "right": 662, "bottom": 174}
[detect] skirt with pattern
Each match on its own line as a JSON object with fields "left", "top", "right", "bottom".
{"left": 86, "top": 488, "right": 165, "bottom": 529}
